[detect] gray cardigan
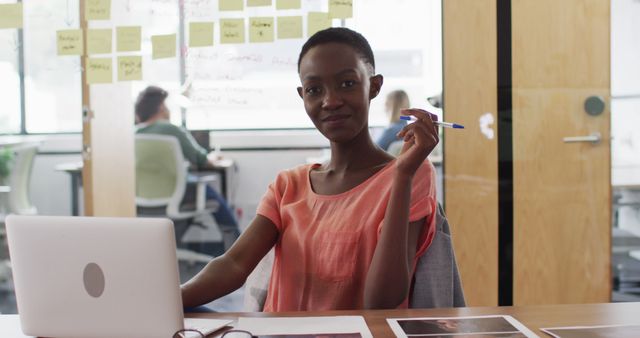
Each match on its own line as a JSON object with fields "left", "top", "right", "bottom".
{"left": 409, "top": 202, "right": 466, "bottom": 308}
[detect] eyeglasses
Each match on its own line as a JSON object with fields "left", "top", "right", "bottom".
{"left": 173, "top": 329, "right": 254, "bottom": 338}
{"left": 173, "top": 329, "right": 205, "bottom": 338}
{"left": 221, "top": 329, "right": 254, "bottom": 338}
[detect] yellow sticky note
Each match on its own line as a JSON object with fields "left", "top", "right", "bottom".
{"left": 86, "top": 58, "right": 112, "bottom": 84}
{"left": 189, "top": 22, "right": 214, "bottom": 47}
{"left": 277, "top": 16, "right": 302, "bottom": 40}
{"left": 151, "top": 34, "right": 176, "bottom": 59}
{"left": 85, "top": 0, "right": 111, "bottom": 21}
{"left": 276, "top": 0, "right": 300, "bottom": 10}
{"left": 118, "top": 56, "right": 142, "bottom": 81}
{"left": 307, "top": 12, "right": 330, "bottom": 37}
{"left": 87, "top": 29, "right": 112, "bottom": 55}
{"left": 0, "top": 3, "right": 23, "bottom": 29}
{"left": 249, "top": 17, "right": 274, "bottom": 43}
{"left": 57, "top": 29, "right": 84, "bottom": 56}
{"left": 220, "top": 19, "right": 245, "bottom": 44}
{"left": 328, "top": 0, "right": 352, "bottom": 19}
{"left": 247, "top": 0, "right": 271, "bottom": 6}
{"left": 219, "top": 0, "right": 243, "bottom": 11}
{"left": 116, "top": 26, "right": 141, "bottom": 52}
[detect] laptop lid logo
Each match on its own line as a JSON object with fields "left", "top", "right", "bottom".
{"left": 83, "top": 263, "right": 105, "bottom": 298}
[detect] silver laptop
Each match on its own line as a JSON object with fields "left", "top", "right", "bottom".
{"left": 5, "top": 215, "right": 231, "bottom": 338}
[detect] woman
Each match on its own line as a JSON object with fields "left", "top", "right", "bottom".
{"left": 181, "top": 27, "right": 439, "bottom": 311}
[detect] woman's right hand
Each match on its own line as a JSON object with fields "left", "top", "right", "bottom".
{"left": 394, "top": 108, "right": 439, "bottom": 178}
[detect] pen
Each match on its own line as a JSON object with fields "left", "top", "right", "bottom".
{"left": 399, "top": 115, "right": 465, "bottom": 129}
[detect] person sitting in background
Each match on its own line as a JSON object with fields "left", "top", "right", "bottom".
{"left": 134, "top": 86, "right": 239, "bottom": 248}
{"left": 376, "top": 90, "right": 410, "bottom": 151}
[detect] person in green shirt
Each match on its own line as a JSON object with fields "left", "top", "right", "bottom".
{"left": 134, "top": 86, "right": 239, "bottom": 249}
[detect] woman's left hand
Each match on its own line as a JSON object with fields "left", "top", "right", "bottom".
{"left": 395, "top": 108, "right": 439, "bottom": 178}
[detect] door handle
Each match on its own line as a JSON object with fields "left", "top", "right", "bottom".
{"left": 563, "top": 132, "right": 601, "bottom": 144}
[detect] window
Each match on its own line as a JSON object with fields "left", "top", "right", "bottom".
{"left": 23, "top": 0, "right": 82, "bottom": 133}
{"left": 183, "top": 0, "right": 443, "bottom": 130}
{"left": 2, "top": 0, "right": 442, "bottom": 133}
{"left": 0, "top": 0, "right": 21, "bottom": 134}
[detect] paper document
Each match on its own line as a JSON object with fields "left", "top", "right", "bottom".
{"left": 183, "top": 318, "right": 233, "bottom": 337}
{"left": 276, "top": 0, "right": 301, "bottom": 10}
{"left": 117, "top": 56, "right": 142, "bottom": 81}
{"left": 387, "top": 315, "right": 539, "bottom": 337}
{"left": 116, "top": 26, "right": 141, "bottom": 52}
{"left": 249, "top": 17, "right": 275, "bottom": 43}
{"left": 277, "top": 16, "right": 303, "bottom": 39}
{"left": 151, "top": 34, "right": 177, "bottom": 59}
{"left": 0, "top": 3, "right": 23, "bottom": 29}
{"left": 86, "top": 58, "right": 113, "bottom": 84}
{"left": 307, "top": 12, "right": 331, "bottom": 37}
{"left": 0, "top": 315, "right": 33, "bottom": 337}
{"left": 219, "top": 0, "right": 243, "bottom": 11}
{"left": 234, "top": 316, "right": 372, "bottom": 338}
{"left": 85, "top": 0, "right": 111, "bottom": 20}
{"left": 542, "top": 324, "right": 640, "bottom": 338}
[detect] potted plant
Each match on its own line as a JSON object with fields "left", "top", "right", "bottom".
{"left": 0, "top": 148, "right": 13, "bottom": 186}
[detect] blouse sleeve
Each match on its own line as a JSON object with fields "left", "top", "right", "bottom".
{"left": 408, "top": 160, "right": 438, "bottom": 258}
{"left": 256, "top": 171, "right": 287, "bottom": 231}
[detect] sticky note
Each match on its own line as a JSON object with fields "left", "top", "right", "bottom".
{"left": 57, "top": 29, "right": 84, "bottom": 56}
{"left": 247, "top": 0, "right": 271, "bottom": 6}
{"left": 85, "top": 0, "right": 111, "bottom": 21}
{"left": 87, "top": 29, "right": 112, "bottom": 55}
{"left": 0, "top": 3, "right": 23, "bottom": 29}
{"left": 220, "top": 19, "right": 245, "bottom": 44}
{"left": 276, "top": 0, "right": 300, "bottom": 10}
{"left": 189, "top": 22, "right": 214, "bottom": 47}
{"left": 117, "top": 56, "right": 142, "bottom": 81}
{"left": 151, "top": 34, "right": 176, "bottom": 59}
{"left": 249, "top": 17, "right": 274, "bottom": 43}
{"left": 116, "top": 26, "right": 141, "bottom": 52}
{"left": 219, "top": 0, "right": 243, "bottom": 11}
{"left": 307, "top": 12, "right": 330, "bottom": 37}
{"left": 277, "top": 16, "right": 302, "bottom": 39}
{"left": 328, "top": 0, "right": 352, "bottom": 19}
{"left": 86, "top": 58, "right": 112, "bottom": 84}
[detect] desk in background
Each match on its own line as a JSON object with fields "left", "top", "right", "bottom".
{"left": 54, "top": 159, "right": 235, "bottom": 216}
{"left": 54, "top": 161, "right": 83, "bottom": 216}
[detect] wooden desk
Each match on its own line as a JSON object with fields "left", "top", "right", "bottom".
{"left": 53, "top": 159, "right": 235, "bottom": 216}
{"left": 185, "top": 302, "right": 640, "bottom": 337}
{"left": 1, "top": 303, "right": 639, "bottom": 337}
{"left": 54, "top": 161, "right": 83, "bottom": 216}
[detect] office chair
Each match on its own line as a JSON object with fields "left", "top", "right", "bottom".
{"left": 6, "top": 143, "right": 38, "bottom": 215}
{"left": 135, "top": 134, "right": 219, "bottom": 264}
{"left": 241, "top": 202, "right": 465, "bottom": 311}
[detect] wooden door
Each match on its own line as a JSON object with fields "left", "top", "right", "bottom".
{"left": 512, "top": 0, "right": 611, "bottom": 304}
{"left": 443, "top": 0, "right": 499, "bottom": 306}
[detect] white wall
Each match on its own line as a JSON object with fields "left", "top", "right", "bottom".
{"left": 611, "top": 0, "right": 640, "bottom": 234}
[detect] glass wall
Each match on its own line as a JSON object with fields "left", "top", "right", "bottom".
{"left": 1, "top": 0, "right": 441, "bottom": 133}
{"left": 611, "top": 0, "right": 640, "bottom": 302}
{"left": 0, "top": 0, "right": 22, "bottom": 133}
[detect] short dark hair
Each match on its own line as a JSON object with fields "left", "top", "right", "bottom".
{"left": 297, "top": 27, "right": 375, "bottom": 73}
{"left": 135, "top": 86, "right": 168, "bottom": 123}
